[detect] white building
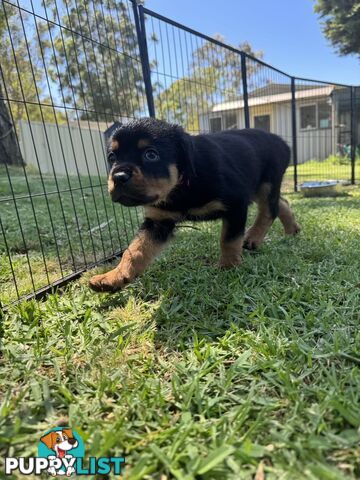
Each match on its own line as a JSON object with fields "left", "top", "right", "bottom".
{"left": 199, "top": 83, "right": 358, "bottom": 164}
{"left": 18, "top": 119, "right": 131, "bottom": 176}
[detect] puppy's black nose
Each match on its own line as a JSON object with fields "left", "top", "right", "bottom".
{"left": 113, "top": 171, "right": 132, "bottom": 184}
{"left": 68, "top": 438, "right": 77, "bottom": 445}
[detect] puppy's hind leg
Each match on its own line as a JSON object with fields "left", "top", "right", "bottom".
{"left": 278, "top": 196, "right": 300, "bottom": 235}
{"left": 244, "top": 183, "right": 277, "bottom": 250}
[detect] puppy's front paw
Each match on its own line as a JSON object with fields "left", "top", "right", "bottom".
{"left": 285, "top": 222, "right": 301, "bottom": 235}
{"left": 89, "top": 269, "right": 127, "bottom": 292}
{"left": 219, "top": 254, "right": 242, "bottom": 268}
{"left": 243, "top": 229, "right": 264, "bottom": 250}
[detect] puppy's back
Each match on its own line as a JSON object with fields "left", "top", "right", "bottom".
{"left": 211, "top": 128, "right": 291, "bottom": 171}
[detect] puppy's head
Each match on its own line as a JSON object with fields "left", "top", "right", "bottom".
{"left": 107, "top": 118, "right": 193, "bottom": 207}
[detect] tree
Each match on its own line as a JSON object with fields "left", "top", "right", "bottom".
{"left": 0, "top": 83, "right": 23, "bottom": 166}
{"left": 41, "top": 0, "right": 145, "bottom": 123}
{"left": 153, "top": 35, "right": 264, "bottom": 132}
{"left": 314, "top": 0, "right": 360, "bottom": 56}
{"left": 0, "top": 4, "right": 23, "bottom": 166}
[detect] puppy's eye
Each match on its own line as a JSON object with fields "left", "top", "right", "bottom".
{"left": 143, "top": 148, "right": 159, "bottom": 162}
{"left": 63, "top": 434, "right": 68, "bottom": 440}
{"left": 56, "top": 436, "right": 61, "bottom": 443}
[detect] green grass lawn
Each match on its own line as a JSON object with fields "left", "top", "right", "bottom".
{"left": 1, "top": 187, "right": 360, "bottom": 479}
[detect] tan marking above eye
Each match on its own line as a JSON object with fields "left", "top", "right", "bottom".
{"left": 111, "top": 139, "right": 119, "bottom": 151}
{"left": 137, "top": 138, "right": 151, "bottom": 149}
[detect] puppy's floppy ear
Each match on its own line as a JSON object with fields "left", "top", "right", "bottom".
{"left": 40, "top": 431, "right": 56, "bottom": 450}
{"left": 177, "top": 130, "right": 196, "bottom": 180}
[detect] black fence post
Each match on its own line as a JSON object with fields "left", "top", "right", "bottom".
{"left": 241, "top": 52, "right": 250, "bottom": 129}
{"left": 132, "top": 0, "right": 155, "bottom": 117}
{"left": 350, "top": 86, "right": 356, "bottom": 185}
{"left": 291, "top": 77, "right": 298, "bottom": 192}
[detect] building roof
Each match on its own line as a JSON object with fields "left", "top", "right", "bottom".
{"left": 211, "top": 83, "right": 335, "bottom": 113}
{"left": 248, "top": 83, "right": 318, "bottom": 97}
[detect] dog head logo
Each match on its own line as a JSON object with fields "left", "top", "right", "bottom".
{"left": 40, "top": 428, "right": 78, "bottom": 458}
{"left": 38, "top": 427, "right": 85, "bottom": 476}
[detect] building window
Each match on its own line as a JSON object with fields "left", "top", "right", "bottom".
{"left": 300, "top": 105, "right": 316, "bottom": 129}
{"left": 223, "top": 112, "right": 237, "bottom": 129}
{"left": 209, "top": 117, "right": 222, "bottom": 133}
{"left": 254, "top": 114, "right": 271, "bottom": 132}
{"left": 318, "top": 102, "right": 332, "bottom": 129}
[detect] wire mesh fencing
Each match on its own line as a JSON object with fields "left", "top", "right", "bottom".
{"left": 0, "top": 0, "right": 359, "bottom": 306}
{"left": 144, "top": 8, "right": 246, "bottom": 136}
{"left": 142, "top": 6, "right": 359, "bottom": 192}
{"left": 0, "top": 0, "right": 146, "bottom": 305}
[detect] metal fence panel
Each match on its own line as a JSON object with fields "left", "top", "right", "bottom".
{"left": 143, "top": 7, "right": 245, "bottom": 135}
{"left": 0, "top": 0, "right": 145, "bottom": 305}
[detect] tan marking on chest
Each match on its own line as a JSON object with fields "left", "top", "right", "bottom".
{"left": 188, "top": 200, "right": 226, "bottom": 217}
{"left": 145, "top": 206, "right": 183, "bottom": 222}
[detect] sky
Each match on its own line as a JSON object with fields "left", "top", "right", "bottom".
{"left": 145, "top": 0, "right": 360, "bottom": 86}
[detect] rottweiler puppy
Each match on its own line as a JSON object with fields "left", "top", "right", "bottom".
{"left": 89, "top": 118, "right": 300, "bottom": 292}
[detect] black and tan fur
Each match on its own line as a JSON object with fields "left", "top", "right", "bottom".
{"left": 89, "top": 118, "right": 300, "bottom": 292}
